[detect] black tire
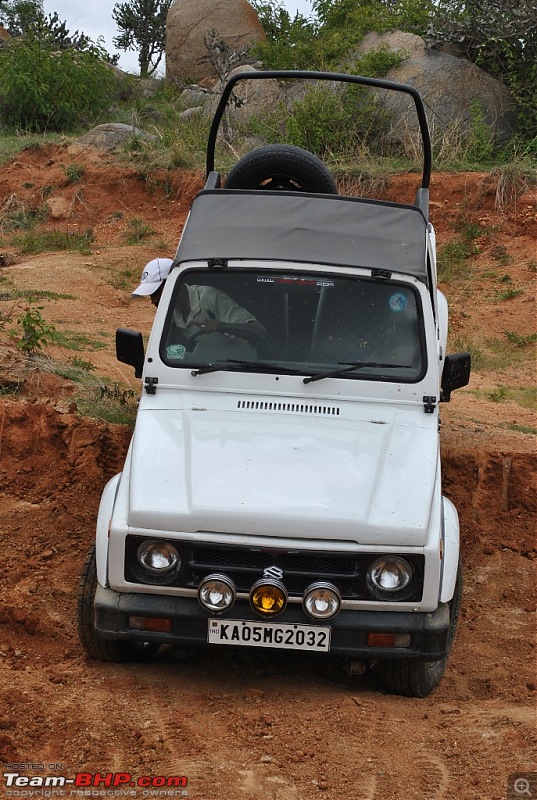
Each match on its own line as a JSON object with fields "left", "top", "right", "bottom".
{"left": 374, "top": 560, "right": 463, "bottom": 698}
{"left": 77, "top": 544, "right": 160, "bottom": 663}
{"left": 225, "top": 144, "right": 338, "bottom": 194}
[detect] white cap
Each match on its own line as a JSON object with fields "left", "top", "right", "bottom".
{"left": 132, "top": 258, "right": 174, "bottom": 296}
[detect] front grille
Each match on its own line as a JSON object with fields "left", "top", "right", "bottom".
{"left": 125, "top": 537, "right": 424, "bottom": 601}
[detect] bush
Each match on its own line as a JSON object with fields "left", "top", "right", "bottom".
{"left": 248, "top": 50, "right": 406, "bottom": 161}
{"left": 0, "top": 33, "right": 115, "bottom": 131}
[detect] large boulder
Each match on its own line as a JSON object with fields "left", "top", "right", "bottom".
{"left": 67, "top": 124, "right": 156, "bottom": 157}
{"left": 166, "top": 0, "right": 265, "bottom": 87}
{"left": 356, "top": 32, "right": 517, "bottom": 146}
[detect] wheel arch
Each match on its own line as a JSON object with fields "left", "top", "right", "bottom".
{"left": 96, "top": 472, "right": 122, "bottom": 587}
{"left": 439, "top": 495, "right": 460, "bottom": 603}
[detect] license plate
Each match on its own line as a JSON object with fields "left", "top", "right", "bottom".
{"left": 208, "top": 619, "right": 331, "bottom": 652}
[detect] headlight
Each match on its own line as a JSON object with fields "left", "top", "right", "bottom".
{"left": 303, "top": 582, "right": 341, "bottom": 620}
{"left": 198, "top": 574, "right": 236, "bottom": 613}
{"left": 250, "top": 579, "right": 287, "bottom": 617}
{"left": 137, "top": 540, "right": 180, "bottom": 574}
{"left": 367, "top": 556, "right": 413, "bottom": 599}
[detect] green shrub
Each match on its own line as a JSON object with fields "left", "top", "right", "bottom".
{"left": 123, "top": 217, "right": 155, "bottom": 244}
{"left": 11, "top": 303, "right": 56, "bottom": 353}
{"left": 11, "top": 229, "right": 94, "bottom": 255}
{"left": 248, "top": 50, "right": 406, "bottom": 162}
{"left": 0, "top": 33, "right": 115, "bottom": 132}
{"left": 61, "top": 163, "right": 85, "bottom": 183}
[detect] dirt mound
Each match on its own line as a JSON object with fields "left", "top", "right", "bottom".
{"left": 0, "top": 145, "right": 535, "bottom": 799}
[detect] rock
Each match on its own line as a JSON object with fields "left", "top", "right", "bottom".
{"left": 179, "top": 106, "right": 204, "bottom": 122}
{"left": 46, "top": 196, "right": 72, "bottom": 220}
{"left": 0, "top": 252, "right": 17, "bottom": 267}
{"left": 67, "top": 123, "right": 157, "bottom": 156}
{"left": 180, "top": 87, "right": 209, "bottom": 108}
{"left": 165, "top": 0, "right": 265, "bottom": 87}
{"left": 355, "top": 31, "right": 517, "bottom": 147}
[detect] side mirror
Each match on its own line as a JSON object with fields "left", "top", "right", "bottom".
{"left": 116, "top": 328, "right": 145, "bottom": 378}
{"left": 440, "top": 352, "right": 471, "bottom": 402}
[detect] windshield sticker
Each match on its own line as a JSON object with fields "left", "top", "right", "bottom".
{"left": 389, "top": 292, "right": 408, "bottom": 312}
{"left": 256, "top": 276, "right": 334, "bottom": 287}
{"left": 167, "top": 344, "right": 186, "bottom": 360}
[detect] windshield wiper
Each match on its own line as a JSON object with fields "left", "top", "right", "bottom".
{"left": 191, "top": 360, "right": 297, "bottom": 377}
{"left": 227, "top": 359, "right": 298, "bottom": 373}
{"left": 303, "top": 361, "right": 412, "bottom": 384}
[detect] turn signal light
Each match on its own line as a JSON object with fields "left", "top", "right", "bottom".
{"left": 367, "top": 633, "right": 411, "bottom": 648}
{"left": 129, "top": 616, "right": 172, "bottom": 633}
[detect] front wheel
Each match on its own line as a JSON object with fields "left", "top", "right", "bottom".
{"left": 77, "top": 544, "right": 159, "bottom": 662}
{"left": 373, "top": 561, "right": 463, "bottom": 698}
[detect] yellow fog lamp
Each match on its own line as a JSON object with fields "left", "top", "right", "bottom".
{"left": 249, "top": 579, "right": 288, "bottom": 617}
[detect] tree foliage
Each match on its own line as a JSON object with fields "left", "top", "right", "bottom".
{"left": 252, "top": 0, "right": 431, "bottom": 69}
{"left": 0, "top": 0, "right": 42, "bottom": 36}
{"left": 426, "top": 0, "right": 537, "bottom": 141}
{"left": 0, "top": 0, "right": 93, "bottom": 49}
{"left": 0, "top": 25, "right": 115, "bottom": 131}
{"left": 250, "top": 1, "right": 318, "bottom": 69}
{"left": 112, "top": 0, "right": 172, "bottom": 77}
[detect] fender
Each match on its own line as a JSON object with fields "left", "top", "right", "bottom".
{"left": 95, "top": 473, "right": 121, "bottom": 587}
{"left": 440, "top": 496, "right": 460, "bottom": 602}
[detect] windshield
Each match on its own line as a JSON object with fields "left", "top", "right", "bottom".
{"left": 160, "top": 268, "right": 425, "bottom": 382}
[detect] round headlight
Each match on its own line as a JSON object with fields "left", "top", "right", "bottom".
{"left": 303, "top": 582, "right": 341, "bottom": 620}
{"left": 137, "top": 540, "right": 180, "bottom": 574}
{"left": 367, "top": 556, "right": 413, "bottom": 599}
{"left": 250, "top": 579, "right": 287, "bottom": 617}
{"left": 198, "top": 574, "right": 236, "bottom": 613}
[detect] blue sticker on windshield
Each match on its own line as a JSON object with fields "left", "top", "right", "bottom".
{"left": 389, "top": 292, "right": 408, "bottom": 312}
{"left": 167, "top": 344, "right": 186, "bottom": 359}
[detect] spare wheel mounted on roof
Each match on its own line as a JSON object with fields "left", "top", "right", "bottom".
{"left": 224, "top": 144, "right": 338, "bottom": 194}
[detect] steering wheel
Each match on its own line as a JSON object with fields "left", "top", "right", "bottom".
{"left": 188, "top": 323, "right": 273, "bottom": 358}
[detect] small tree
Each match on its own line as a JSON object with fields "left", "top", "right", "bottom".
{"left": 250, "top": 0, "right": 318, "bottom": 69}
{"left": 112, "top": 0, "right": 172, "bottom": 77}
{"left": 0, "top": 0, "right": 43, "bottom": 36}
{"left": 0, "top": 26, "right": 115, "bottom": 131}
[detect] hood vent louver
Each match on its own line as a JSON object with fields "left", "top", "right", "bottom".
{"left": 237, "top": 400, "right": 340, "bottom": 416}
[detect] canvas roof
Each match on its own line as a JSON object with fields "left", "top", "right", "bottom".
{"left": 176, "top": 190, "right": 429, "bottom": 281}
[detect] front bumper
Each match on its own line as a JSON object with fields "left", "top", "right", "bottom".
{"left": 94, "top": 585, "right": 450, "bottom": 661}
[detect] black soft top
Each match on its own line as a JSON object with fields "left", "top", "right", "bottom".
{"left": 176, "top": 190, "right": 429, "bottom": 282}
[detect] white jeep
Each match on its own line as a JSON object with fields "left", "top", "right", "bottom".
{"left": 77, "top": 71, "right": 471, "bottom": 697}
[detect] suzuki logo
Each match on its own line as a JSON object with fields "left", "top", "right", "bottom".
{"left": 263, "top": 565, "right": 284, "bottom": 580}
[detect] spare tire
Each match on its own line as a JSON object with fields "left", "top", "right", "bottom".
{"left": 225, "top": 144, "right": 338, "bottom": 194}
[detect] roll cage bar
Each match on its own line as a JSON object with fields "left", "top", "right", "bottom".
{"left": 206, "top": 70, "right": 432, "bottom": 191}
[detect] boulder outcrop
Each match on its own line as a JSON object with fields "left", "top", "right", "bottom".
{"left": 166, "top": 0, "right": 264, "bottom": 87}
{"left": 356, "top": 32, "right": 516, "bottom": 146}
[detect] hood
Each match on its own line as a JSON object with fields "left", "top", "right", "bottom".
{"left": 126, "top": 404, "right": 438, "bottom": 546}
